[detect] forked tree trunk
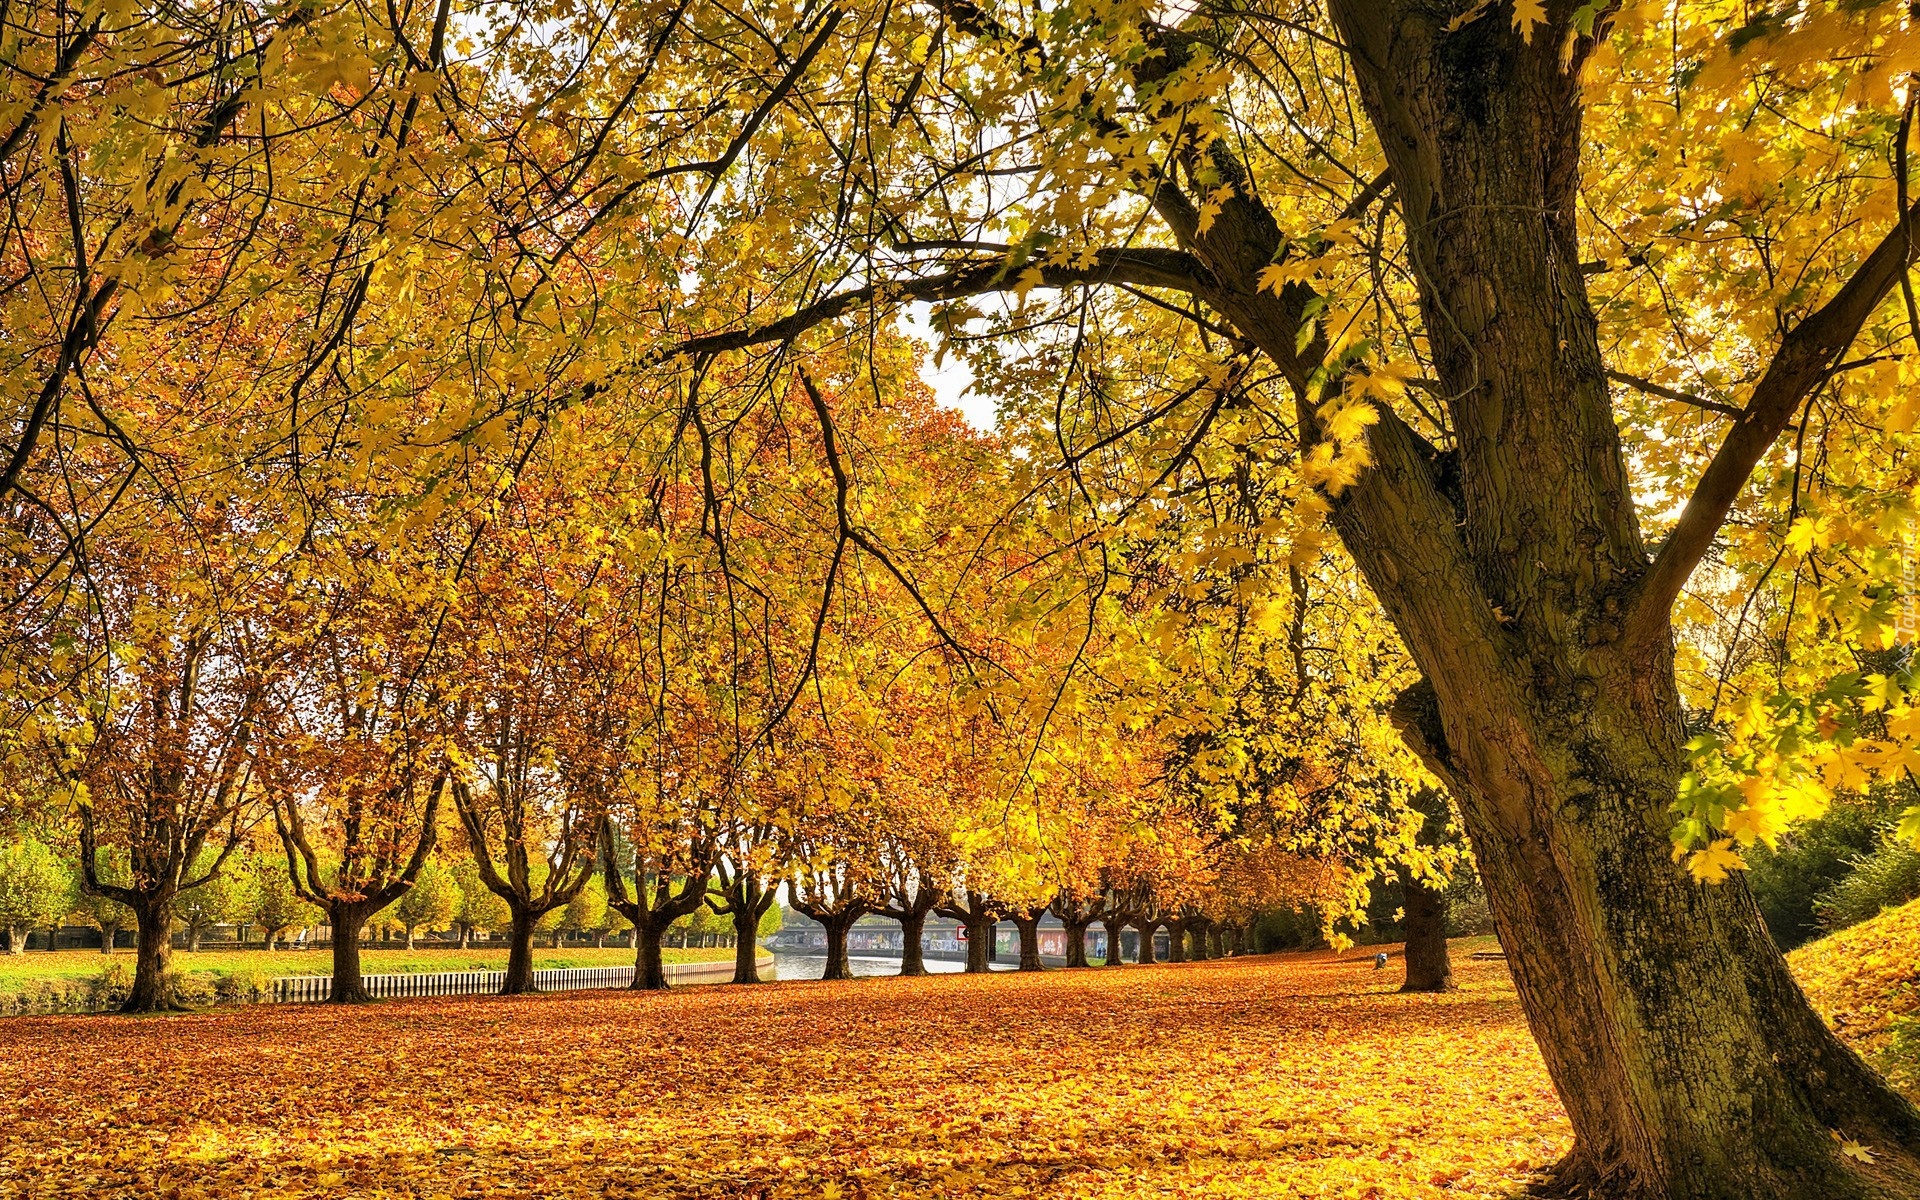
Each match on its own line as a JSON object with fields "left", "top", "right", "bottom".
{"left": 1100, "top": 917, "right": 1125, "bottom": 966}
{"left": 500, "top": 909, "right": 538, "bottom": 995}
{"left": 122, "top": 895, "right": 176, "bottom": 1013}
{"left": 1400, "top": 876, "right": 1454, "bottom": 994}
{"left": 1011, "top": 913, "right": 1045, "bottom": 971}
{"left": 897, "top": 912, "right": 928, "bottom": 976}
{"left": 1315, "top": 9, "right": 1920, "bottom": 1194}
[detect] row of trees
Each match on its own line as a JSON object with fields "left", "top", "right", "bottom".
{"left": 16, "top": 1, "right": 1917, "bottom": 1191}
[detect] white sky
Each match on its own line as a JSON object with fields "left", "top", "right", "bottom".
{"left": 901, "top": 302, "right": 992, "bottom": 431}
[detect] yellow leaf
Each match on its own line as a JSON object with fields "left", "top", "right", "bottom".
{"left": 1511, "top": 0, "right": 1547, "bottom": 43}
{"left": 1686, "top": 839, "right": 1745, "bottom": 884}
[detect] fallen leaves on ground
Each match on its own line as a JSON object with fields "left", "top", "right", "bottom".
{"left": 1791, "top": 897, "right": 1920, "bottom": 1092}
{"left": 0, "top": 951, "right": 1569, "bottom": 1200}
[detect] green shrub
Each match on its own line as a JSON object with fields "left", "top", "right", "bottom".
{"left": 1814, "top": 840, "right": 1920, "bottom": 934}
{"left": 1444, "top": 871, "right": 1497, "bottom": 937}
{"left": 212, "top": 969, "right": 269, "bottom": 1004}
{"left": 88, "top": 961, "right": 132, "bottom": 1011}
{"left": 1747, "top": 804, "right": 1886, "bottom": 948}
{"left": 1252, "top": 906, "right": 1325, "bottom": 952}
{"left": 162, "top": 970, "right": 217, "bottom": 1009}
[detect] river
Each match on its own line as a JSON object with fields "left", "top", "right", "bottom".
{"left": 769, "top": 953, "right": 1013, "bottom": 980}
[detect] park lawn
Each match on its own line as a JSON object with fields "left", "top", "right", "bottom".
{"left": 0, "top": 944, "right": 736, "bottom": 988}
{"left": 0, "top": 950, "right": 1572, "bottom": 1200}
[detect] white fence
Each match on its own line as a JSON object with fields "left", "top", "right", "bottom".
{"left": 269, "top": 957, "right": 766, "bottom": 1003}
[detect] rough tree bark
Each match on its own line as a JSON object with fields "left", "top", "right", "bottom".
{"left": 324, "top": 902, "right": 377, "bottom": 1003}
{"left": 1165, "top": 918, "right": 1188, "bottom": 964}
{"left": 1009, "top": 906, "right": 1047, "bottom": 971}
{"left": 1399, "top": 875, "right": 1455, "bottom": 994}
{"left": 501, "top": 908, "right": 538, "bottom": 995}
{"left": 709, "top": 864, "right": 777, "bottom": 985}
{"left": 1100, "top": 915, "right": 1127, "bottom": 966}
{"left": 937, "top": 891, "right": 1001, "bottom": 974}
{"left": 817, "top": 912, "right": 859, "bottom": 980}
{"left": 122, "top": 897, "right": 178, "bottom": 1011}
{"left": 1132, "top": 918, "right": 1158, "bottom": 965}
{"left": 897, "top": 912, "right": 928, "bottom": 974}
{"left": 1302, "top": 7, "right": 1920, "bottom": 1195}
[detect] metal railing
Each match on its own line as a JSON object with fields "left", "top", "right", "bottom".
{"left": 272, "top": 966, "right": 636, "bottom": 1003}
{"left": 268, "top": 958, "right": 767, "bottom": 1003}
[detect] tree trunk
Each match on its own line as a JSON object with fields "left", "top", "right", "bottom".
{"left": 964, "top": 917, "right": 994, "bottom": 974}
{"left": 5, "top": 926, "right": 23, "bottom": 955}
{"left": 731, "top": 904, "right": 762, "bottom": 984}
{"left": 1188, "top": 921, "right": 1211, "bottom": 961}
{"left": 897, "top": 912, "right": 928, "bottom": 976}
{"left": 821, "top": 916, "right": 854, "bottom": 981}
{"left": 1208, "top": 927, "right": 1225, "bottom": 959}
{"left": 1101, "top": 917, "right": 1125, "bottom": 966}
{"left": 500, "top": 909, "right": 537, "bottom": 995}
{"left": 404, "top": 926, "right": 416, "bottom": 951}
{"left": 1011, "top": 913, "right": 1044, "bottom": 971}
{"left": 1400, "top": 876, "right": 1455, "bottom": 994}
{"left": 322, "top": 902, "right": 378, "bottom": 1003}
{"left": 632, "top": 920, "right": 669, "bottom": 990}
{"left": 187, "top": 925, "right": 203, "bottom": 953}
{"left": 1063, "top": 920, "right": 1091, "bottom": 968}
{"left": 1315, "top": 10, "right": 1920, "bottom": 1194}
{"left": 1133, "top": 920, "right": 1157, "bottom": 964}
{"left": 1165, "top": 921, "right": 1188, "bottom": 963}
{"left": 122, "top": 897, "right": 176, "bottom": 1013}
{"left": 100, "top": 922, "right": 120, "bottom": 955}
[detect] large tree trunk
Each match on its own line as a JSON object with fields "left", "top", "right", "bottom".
{"left": 897, "top": 912, "right": 928, "bottom": 976}
{"left": 1188, "top": 920, "right": 1211, "bottom": 961}
{"left": 122, "top": 896, "right": 176, "bottom": 1013}
{"left": 100, "top": 921, "right": 120, "bottom": 955}
{"left": 1400, "top": 876, "right": 1454, "bottom": 994}
{"left": 1100, "top": 917, "right": 1125, "bottom": 966}
{"left": 1132, "top": 920, "right": 1157, "bottom": 964}
{"left": 325, "top": 902, "right": 377, "bottom": 1004}
{"left": 1310, "top": 8, "right": 1920, "bottom": 1195}
{"left": 1011, "top": 912, "right": 1044, "bottom": 971}
{"left": 1165, "top": 920, "right": 1188, "bottom": 964}
{"left": 187, "top": 924, "right": 203, "bottom": 953}
{"left": 500, "top": 909, "right": 537, "bottom": 995}
{"left": 731, "top": 904, "right": 762, "bottom": 984}
{"left": 964, "top": 917, "right": 994, "bottom": 973}
{"left": 4, "top": 926, "right": 23, "bottom": 955}
{"left": 1063, "top": 920, "right": 1091, "bottom": 968}
{"left": 631, "top": 920, "right": 670, "bottom": 990}
{"left": 820, "top": 915, "right": 855, "bottom": 981}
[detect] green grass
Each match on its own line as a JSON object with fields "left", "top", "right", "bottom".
{"left": 0, "top": 943, "right": 738, "bottom": 988}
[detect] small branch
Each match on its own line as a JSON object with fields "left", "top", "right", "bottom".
{"left": 1605, "top": 369, "right": 1742, "bottom": 418}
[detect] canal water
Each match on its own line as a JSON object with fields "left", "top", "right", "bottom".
{"left": 769, "top": 953, "right": 1012, "bottom": 980}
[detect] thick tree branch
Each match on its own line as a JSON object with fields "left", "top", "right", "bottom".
{"left": 654, "top": 248, "right": 1210, "bottom": 365}
{"left": 1624, "top": 196, "right": 1920, "bottom": 646}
